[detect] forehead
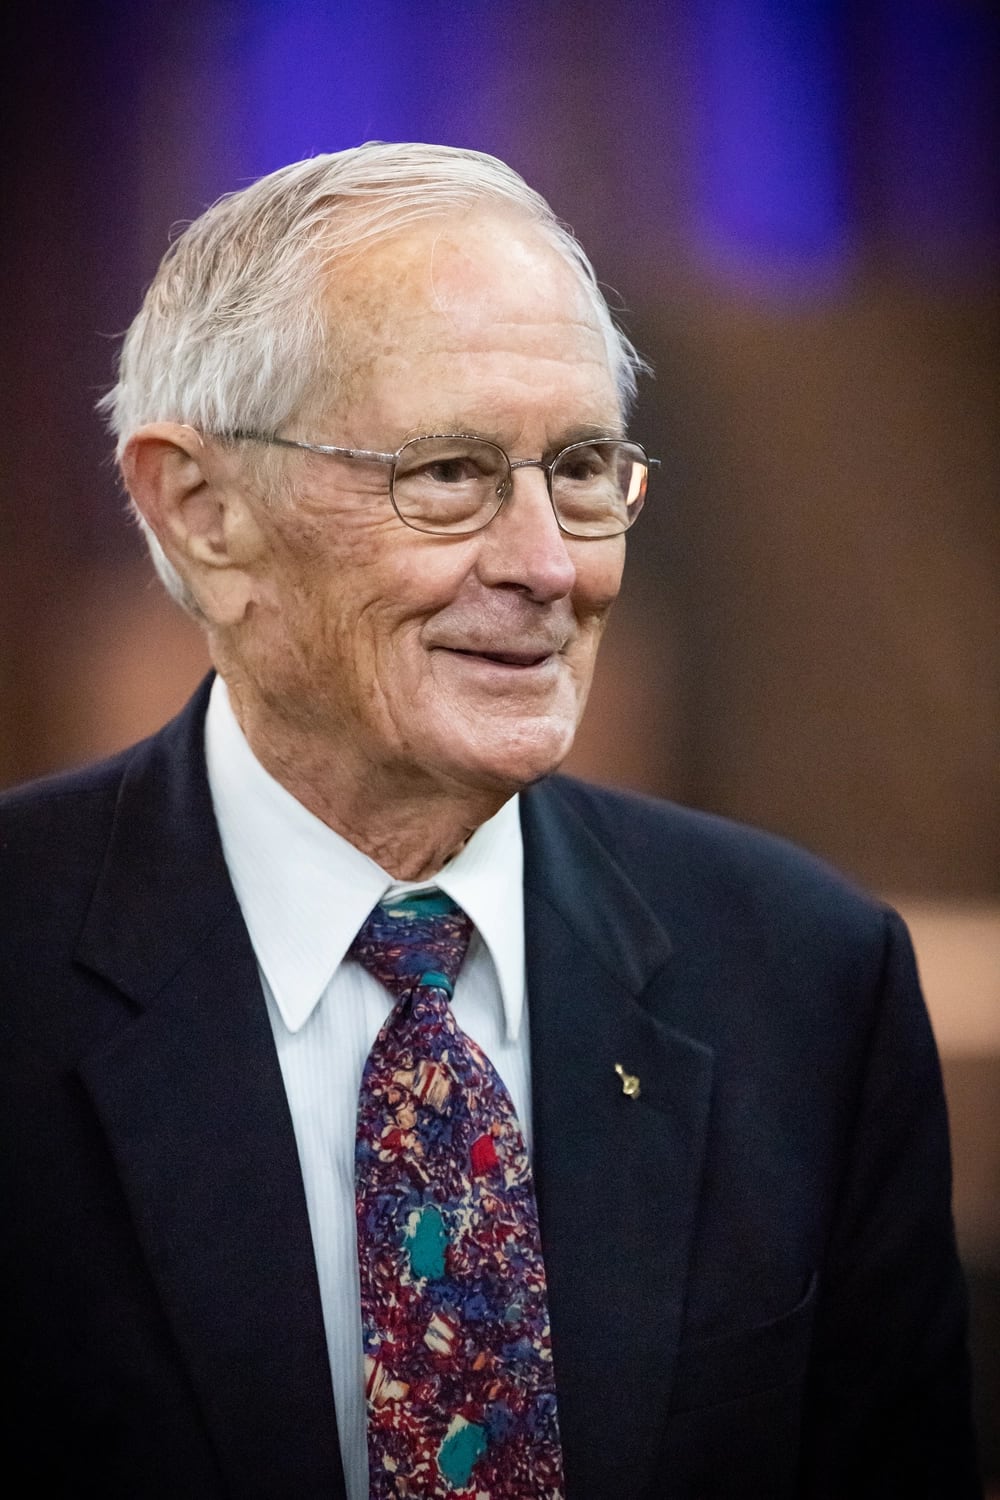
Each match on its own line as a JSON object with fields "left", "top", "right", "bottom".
{"left": 322, "top": 211, "right": 619, "bottom": 430}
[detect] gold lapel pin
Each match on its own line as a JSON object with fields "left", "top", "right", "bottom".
{"left": 614, "top": 1063, "right": 641, "bottom": 1099}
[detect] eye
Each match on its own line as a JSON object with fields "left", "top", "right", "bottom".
{"left": 556, "top": 445, "right": 611, "bottom": 482}
{"left": 395, "top": 438, "right": 505, "bottom": 488}
{"left": 391, "top": 438, "right": 507, "bottom": 533}
{"left": 420, "top": 455, "right": 488, "bottom": 485}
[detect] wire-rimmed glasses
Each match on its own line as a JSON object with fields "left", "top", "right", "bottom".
{"left": 225, "top": 430, "right": 656, "bottom": 538}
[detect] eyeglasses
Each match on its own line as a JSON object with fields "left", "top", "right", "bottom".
{"left": 224, "top": 430, "right": 657, "bottom": 538}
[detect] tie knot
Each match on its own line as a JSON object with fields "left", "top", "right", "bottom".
{"left": 349, "top": 890, "right": 473, "bottom": 1005}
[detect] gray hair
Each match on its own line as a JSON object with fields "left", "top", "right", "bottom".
{"left": 100, "top": 142, "right": 649, "bottom": 610}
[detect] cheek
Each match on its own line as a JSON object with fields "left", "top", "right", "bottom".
{"left": 572, "top": 541, "right": 626, "bottom": 621}
{"left": 299, "top": 534, "right": 477, "bottom": 677}
{"left": 370, "top": 539, "right": 480, "bottom": 624}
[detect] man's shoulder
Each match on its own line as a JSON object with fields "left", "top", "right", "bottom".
{"left": 541, "top": 772, "right": 864, "bottom": 884}
{"left": 0, "top": 744, "right": 151, "bottom": 970}
{"left": 0, "top": 682, "right": 212, "bottom": 926}
{"left": 536, "top": 773, "right": 888, "bottom": 944}
{"left": 0, "top": 679, "right": 211, "bottom": 849}
{"left": 0, "top": 745, "right": 138, "bottom": 866}
{"left": 0, "top": 683, "right": 233, "bottom": 1068}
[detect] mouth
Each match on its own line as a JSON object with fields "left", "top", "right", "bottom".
{"left": 446, "top": 647, "right": 555, "bottom": 669}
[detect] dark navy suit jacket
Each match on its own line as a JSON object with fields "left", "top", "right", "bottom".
{"left": 0, "top": 681, "right": 980, "bottom": 1497}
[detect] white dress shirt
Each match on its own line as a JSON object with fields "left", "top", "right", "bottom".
{"left": 204, "top": 676, "right": 532, "bottom": 1500}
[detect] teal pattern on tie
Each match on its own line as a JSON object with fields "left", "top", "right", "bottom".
{"left": 351, "top": 890, "right": 565, "bottom": 1499}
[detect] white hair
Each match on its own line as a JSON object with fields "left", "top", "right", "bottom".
{"left": 99, "top": 142, "right": 649, "bottom": 610}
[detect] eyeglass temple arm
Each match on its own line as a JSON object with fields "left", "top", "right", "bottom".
{"left": 221, "top": 430, "right": 397, "bottom": 465}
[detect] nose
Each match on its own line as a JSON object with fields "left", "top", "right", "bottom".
{"left": 475, "top": 464, "right": 577, "bottom": 602}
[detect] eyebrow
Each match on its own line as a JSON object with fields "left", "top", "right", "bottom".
{"left": 401, "top": 420, "right": 627, "bottom": 449}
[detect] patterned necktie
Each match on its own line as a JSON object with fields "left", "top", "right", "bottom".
{"left": 351, "top": 890, "right": 565, "bottom": 1499}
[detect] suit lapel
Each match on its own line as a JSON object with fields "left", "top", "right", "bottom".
{"left": 522, "top": 781, "right": 714, "bottom": 1499}
{"left": 74, "top": 683, "right": 345, "bottom": 1499}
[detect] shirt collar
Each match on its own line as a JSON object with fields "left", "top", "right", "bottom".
{"left": 204, "top": 676, "right": 525, "bottom": 1040}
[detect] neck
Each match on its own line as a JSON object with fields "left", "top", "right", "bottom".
{"left": 224, "top": 684, "right": 509, "bottom": 883}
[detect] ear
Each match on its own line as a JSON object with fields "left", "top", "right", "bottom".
{"left": 122, "top": 423, "right": 267, "bottom": 626}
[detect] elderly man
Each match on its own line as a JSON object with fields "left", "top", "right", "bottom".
{"left": 1, "top": 144, "right": 979, "bottom": 1499}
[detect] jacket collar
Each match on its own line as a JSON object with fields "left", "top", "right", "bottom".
{"left": 76, "top": 675, "right": 236, "bottom": 1006}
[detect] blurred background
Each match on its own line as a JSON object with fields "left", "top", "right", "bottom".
{"left": 4, "top": 0, "right": 998, "bottom": 1481}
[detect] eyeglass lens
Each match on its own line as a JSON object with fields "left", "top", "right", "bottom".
{"left": 390, "top": 437, "right": 647, "bottom": 537}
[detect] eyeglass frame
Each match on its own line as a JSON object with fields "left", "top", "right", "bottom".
{"left": 220, "top": 428, "right": 658, "bottom": 538}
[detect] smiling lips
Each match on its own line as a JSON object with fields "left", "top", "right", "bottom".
{"left": 444, "top": 646, "right": 560, "bottom": 668}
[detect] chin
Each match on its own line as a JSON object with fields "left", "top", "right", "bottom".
{"left": 444, "top": 718, "right": 579, "bottom": 794}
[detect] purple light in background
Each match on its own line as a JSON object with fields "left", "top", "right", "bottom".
{"left": 191, "top": 0, "right": 522, "bottom": 190}
{"left": 688, "top": 0, "right": 852, "bottom": 292}
{"left": 228, "top": 0, "right": 411, "bottom": 176}
{"left": 876, "top": 0, "right": 999, "bottom": 269}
